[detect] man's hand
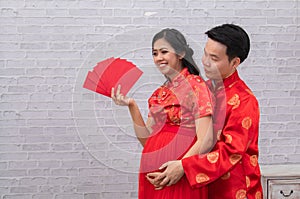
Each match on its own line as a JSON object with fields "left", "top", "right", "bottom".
{"left": 146, "top": 160, "right": 184, "bottom": 190}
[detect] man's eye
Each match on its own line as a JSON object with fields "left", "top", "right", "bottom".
{"left": 211, "top": 57, "right": 218, "bottom": 61}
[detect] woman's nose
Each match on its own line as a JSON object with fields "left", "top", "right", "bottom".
{"left": 156, "top": 53, "right": 163, "bottom": 60}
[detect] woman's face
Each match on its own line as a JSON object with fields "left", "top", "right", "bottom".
{"left": 152, "top": 38, "right": 183, "bottom": 80}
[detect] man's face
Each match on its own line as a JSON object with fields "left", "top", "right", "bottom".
{"left": 202, "top": 38, "right": 238, "bottom": 81}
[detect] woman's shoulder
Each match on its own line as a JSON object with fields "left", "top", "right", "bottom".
{"left": 186, "top": 73, "right": 207, "bottom": 86}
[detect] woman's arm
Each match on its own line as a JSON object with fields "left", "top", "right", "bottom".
{"left": 111, "top": 85, "right": 152, "bottom": 146}
{"left": 128, "top": 100, "right": 153, "bottom": 146}
{"left": 182, "top": 116, "right": 214, "bottom": 158}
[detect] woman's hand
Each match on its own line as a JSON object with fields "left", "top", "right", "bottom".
{"left": 146, "top": 160, "right": 184, "bottom": 190}
{"left": 111, "top": 85, "right": 132, "bottom": 106}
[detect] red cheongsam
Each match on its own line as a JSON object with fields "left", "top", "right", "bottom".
{"left": 139, "top": 68, "right": 214, "bottom": 199}
{"left": 182, "top": 71, "right": 263, "bottom": 199}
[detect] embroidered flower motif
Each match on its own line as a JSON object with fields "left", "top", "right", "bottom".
{"left": 245, "top": 88, "right": 254, "bottom": 96}
{"left": 236, "top": 189, "right": 247, "bottom": 199}
{"left": 242, "top": 117, "right": 252, "bottom": 130}
{"left": 207, "top": 151, "right": 219, "bottom": 164}
{"left": 195, "top": 173, "right": 210, "bottom": 183}
{"left": 224, "top": 134, "right": 233, "bottom": 144}
{"left": 246, "top": 176, "right": 250, "bottom": 188}
{"left": 168, "top": 105, "right": 181, "bottom": 125}
{"left": 221, "top": 172, "right": 230, "bottom": 180}
{"left": 255, "top": 191, "right": 262, "bottom": 199}
{"left": 227, "top": 94, "right": 240, "bottom": 109}
{"left": 217, "top": 130, "right": 222, "bottom": 141}
{"left": 229, "top": 154, "right": 242, "bottom": 165}
{"left": 250, "top": 155, "right": 258, "bottom": 167}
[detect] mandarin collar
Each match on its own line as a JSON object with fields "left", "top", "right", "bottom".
{"left": 213, "top": 70, "right": 240, "bottom": 90}
{"left": 166, "top": 68, "right": 189, "bottom": 88}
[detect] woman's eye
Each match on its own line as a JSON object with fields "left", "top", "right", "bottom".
{"left": 152, "top": 52, "right": 157, "bottom": 56}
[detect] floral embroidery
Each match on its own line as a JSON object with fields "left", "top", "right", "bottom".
{"left": 255, "top": 191, "right": 262, "bottom": 199}
{"left": 246, "top": 176, "right": 250, "bottom": 188}
{"left": 217, "top": 130, "right": 222, "bottom": 141}
{"left": 250, "top": 155, "right": 258, "bottom": 167}
{"left": 224, "top": 134, "right": 233, "bottom": 144}
{"left": 245, "top": 88, "right": 254, "bottom": 96}
{"left": 221, "top": 172, "right": 230, "bottom": 180}
{"left": 235, "top": 189, "right": 247, "bottom": 199}
{"left": 242, "top": 117, "right": 252, "bottom": 130}
{"left": 228, "top": 94, "right": 240, "bottom": 109}
{"left": 168, "top": 105, "right": 181, "bottom": 124}
{"left": 229, "top": 154, "right": 242, "bottom": 165}
{"left": 207, "top": 151, "right": 219, "bottom": 163}
{"left": 195, "top": 173, "right": 210, "bottom": 183}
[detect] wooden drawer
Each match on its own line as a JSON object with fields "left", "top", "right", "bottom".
{"left": 260, "top": 164, "right": 300, "bottom": 199}
{"left": 268, "top": 179, "right": 300, "bottom": 199}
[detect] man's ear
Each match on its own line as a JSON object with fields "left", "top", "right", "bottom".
{"left": 231, "top": 57, "right": 241, "bottom": 69}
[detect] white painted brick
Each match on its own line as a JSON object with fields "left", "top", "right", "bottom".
{"left": 27, "top": 169, "right": 50, "bottom": 176}
{"left": 0, "top": 169, "right": 27, "bottom": 177}
{"left": 2, "top": 194, "right": 32, "bottom": 199}
{"left": 38, "top": 160, "right": 60, "bottom": 168}
{"left": 0, "top": 144, "right": 21, "bottom": 151}
{"left": 32, "top": 194, "right": 53, "bottom": 199}
{"left": 69, "top": 9, "right": 98, "bottom": 16}
{"left": 55, "top": 194, "right": 82, "bottom": 199}
{"left": 23, "top": 143, "right": 50, "bottom": 151}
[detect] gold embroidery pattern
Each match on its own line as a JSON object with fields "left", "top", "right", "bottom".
{"left": 217, "top": 130, "right": 222, "bottom": 141}
{"left": 246, "top": 176, "right": 250, "bottom": 188}
{"left": 255, "top": 191, "right": 262, "bottom": 199}
{"left": 236, "top": 189, "right": 247, "bottom": 199}
{"left": 229, "top": 154, "right": 242, "bottom": 165}
{"left": 245, "top": 88, "right": 254, "bottom": 96}
{"left": 224, "top": 134, "right": 233, "bottom": 144}
{"left": 207, "top": 151, "right": 219, "bottom": 164}
{"left": 242, "top": 117, "right": 252, "bottom": 130}
{"left": 221, "top": 172, "right": 230, "bottom": 180}
{"left": 195, "top": 173, "right": 210, "bottom": 183}
{"left": 228, "top": 94, "right": 240, "bottom": 109}
{"left": 250, "top": 155, "right": 258, "bottom": 167}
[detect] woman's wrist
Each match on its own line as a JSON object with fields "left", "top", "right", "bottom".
{"left": 128, "top": 98, "right": 136, "bottom": 107}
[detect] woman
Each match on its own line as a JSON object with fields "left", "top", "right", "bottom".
{"left": 111, "top": 28, "right": 214, "bottom": 199}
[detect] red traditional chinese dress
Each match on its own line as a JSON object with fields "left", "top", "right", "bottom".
{"left": 138, "top": 68, "right": 214, "bottom": 199}
{"left": 182, "top": 71, "right": 263, "bottom": 199}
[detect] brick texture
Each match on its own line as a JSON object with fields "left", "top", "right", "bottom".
{"left": 0, "top": 0, "right": 299, "bottom": 198}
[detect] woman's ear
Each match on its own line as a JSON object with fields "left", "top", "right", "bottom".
{"left": 178, "top": 51, "right": 186, "bottom": 59}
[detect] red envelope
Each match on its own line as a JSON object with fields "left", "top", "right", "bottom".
{"left": 83, "top": 57, "right": 143, "bottom": 98}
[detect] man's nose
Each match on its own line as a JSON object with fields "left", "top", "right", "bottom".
{"left": 202, "top": 56, "right": 210, "bottom": 66}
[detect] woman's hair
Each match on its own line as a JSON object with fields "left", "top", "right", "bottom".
{"left": 205, "top": 24, "right": 250, "bottom": 64}
{"left": 152, "top": 28, "right": 200, "bottom": 76}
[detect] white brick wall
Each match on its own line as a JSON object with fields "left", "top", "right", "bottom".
{"left": 0, "top": 0, "right": 299, "bottom": 198}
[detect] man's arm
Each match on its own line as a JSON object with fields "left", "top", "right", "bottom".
{"left": 148, "top": 94, "right": 259, "bottom": 188}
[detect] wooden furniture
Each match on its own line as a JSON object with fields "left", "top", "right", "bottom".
{"left": 260, "top": 164, "right": 300, "bottom": 199}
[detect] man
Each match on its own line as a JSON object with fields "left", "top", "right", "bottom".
{"left": 147, "top": 24, "right": 263, "bottom": 199}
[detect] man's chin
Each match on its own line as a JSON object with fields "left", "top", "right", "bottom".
{"left": 205, "top": 73, "right": 222, "bottom": 81}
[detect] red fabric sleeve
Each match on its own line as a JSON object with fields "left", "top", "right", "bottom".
{"left": 182, "top": 93, "right": 259, "bottom": 188}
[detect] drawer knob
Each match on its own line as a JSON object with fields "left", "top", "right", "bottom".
{"left": 280, "top": 190, "right": 294, "bottom": 197}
